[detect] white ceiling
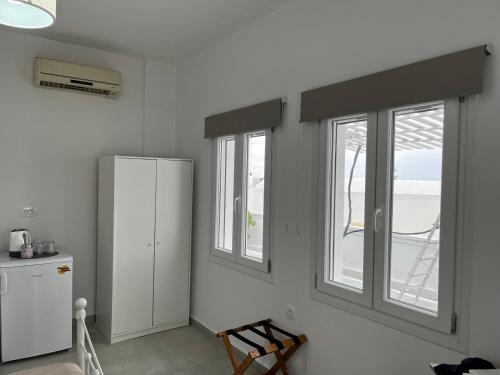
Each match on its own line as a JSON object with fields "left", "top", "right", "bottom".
{"left": 14, "top": 0, "right": 292, "bottom": 64}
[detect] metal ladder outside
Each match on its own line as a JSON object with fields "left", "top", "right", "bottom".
{"left": 397, "top": 214, "right": 441, "bottom": 304}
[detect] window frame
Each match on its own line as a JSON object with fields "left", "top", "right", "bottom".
{"left": 372, "top": 99, "right": 459, "bottom": 333}
{"left": 211, "top": 135, "right": 237, "bottom": 262}
{"left": 236, "top": 130, "right": 272, "bottom": 272}
{"left": 210, "top": 129, "right": 273, "bottom": 279}
{"left": 315, "top": 112, "right": 377, "bottom": 307}
{"left": 311, "top": 97, "right": 468, "bottom": 350}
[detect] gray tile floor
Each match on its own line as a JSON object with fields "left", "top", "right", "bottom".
{"left": 0, "top": 325, "right": 261, "bottom": 375}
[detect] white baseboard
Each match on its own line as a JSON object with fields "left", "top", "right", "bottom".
{"left": 110, "top": 319, "right": 190, "bottom": 344}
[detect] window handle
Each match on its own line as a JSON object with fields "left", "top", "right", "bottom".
{"left": 374, "top": 207, "right": 383, "bottom": 232}
{"left": 234, "top": 195, "right": 241, "bottom": 213}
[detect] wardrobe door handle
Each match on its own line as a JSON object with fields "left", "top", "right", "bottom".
{"left": 0, "top": 273, "right": 7, "bottom": 295}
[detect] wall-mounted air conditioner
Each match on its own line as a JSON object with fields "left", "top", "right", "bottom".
{"left": 33, "top": 57, "right": 121, "bottom": 98}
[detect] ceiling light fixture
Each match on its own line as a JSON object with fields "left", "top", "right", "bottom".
{"left": 0, "top": 0, "right": 56, "bottom": 29}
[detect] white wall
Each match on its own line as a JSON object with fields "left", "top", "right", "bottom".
{"left": 144, "top": 60, "right": 176, "bottom": 157}
{"left": 0, "top": 29, "right": 176, "bottom": 314}
{"left": 175, "top": 0, "right": 500, "bottom": 374}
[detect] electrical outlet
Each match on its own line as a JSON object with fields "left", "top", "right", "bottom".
{"left": 21, "top": 207, "right": 38, "bottom": 217}
{"left": 286, "top": 305, "right": 296, "bottom": 320}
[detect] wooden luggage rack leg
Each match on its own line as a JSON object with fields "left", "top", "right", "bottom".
{"left": 216, "top": 319, "right": 307, "bottom": 375}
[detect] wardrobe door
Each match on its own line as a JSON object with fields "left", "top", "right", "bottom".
{"left": 153, "top": 160, "right": 192, "bottom": 326}
{"left": 113, "top": 158, "right": 156, "bottom": 334}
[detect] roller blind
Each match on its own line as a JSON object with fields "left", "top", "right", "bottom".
{"left": 205, "top": 98, "right": 283, "bottom": 138}
{"left": 300, "top": 45, "right": 489, "bottom": 122}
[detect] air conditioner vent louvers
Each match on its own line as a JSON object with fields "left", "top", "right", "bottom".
{"left": 34, "top": 57, "right": 121, "bottom": 98}
{"left": 40, "top": 81, "right": 112, "bottom": 96}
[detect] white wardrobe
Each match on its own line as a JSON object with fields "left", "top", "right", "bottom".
{"left": 96, "top": 156, "right": 193, "bottom": 343}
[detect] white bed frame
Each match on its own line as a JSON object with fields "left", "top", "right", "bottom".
{"left": 75, "top": 298, "right": 103, "bottom": 375}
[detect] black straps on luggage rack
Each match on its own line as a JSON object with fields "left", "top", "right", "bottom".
{"left": 244, "top": 325, "right": 285, "bottom": 350}
{"left": 227, "top": 329, "right": 267, "bottom": 356}
{"left": 263, "top": 321, "right": 301, "bottom": 345}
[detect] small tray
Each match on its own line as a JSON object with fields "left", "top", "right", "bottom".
{"left": 9, "top": 251, "right": 59, "bottom": 259}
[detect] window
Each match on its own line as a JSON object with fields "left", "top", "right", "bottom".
{"left": 215, "top": 136, "right": 235, "bottom": 253}
{"left": 212, "top": 130, "right": 272, "bottom": 275}
{"left": 242, "top": 132, "right": 266, "bottom": 262}
{"left": 328, "top": 116, "right": 367, "bottom": 291}
{"left": 387, "top": 104, "right": 444, "bottom": 314}
{"left": 316, "top": 114, "right": 375, "bottom": 306}
{"left": 316, "top": 99, "right": 461, "bottom": 334}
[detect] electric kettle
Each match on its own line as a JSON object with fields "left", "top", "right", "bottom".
{"left": 9, "top": 228, "right": 32, "bottom": 257}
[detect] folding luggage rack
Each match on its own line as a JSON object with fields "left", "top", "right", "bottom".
{"left": 216, "top": 319, "right": 307, "bottom": 375}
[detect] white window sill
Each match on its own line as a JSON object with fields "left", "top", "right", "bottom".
{"left": 309, "top": 286, "right": 467, "bottom": 353}
{"left": 208, "top": 253, "right": 274, "bottom": 284}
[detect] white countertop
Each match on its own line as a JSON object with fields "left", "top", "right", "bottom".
{"left": 0, "top": 252, "right": 73, "bottom": 267}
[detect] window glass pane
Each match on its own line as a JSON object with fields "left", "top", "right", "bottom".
{"left": 242, "top": 132, "right": 266, "bottom": 262}
{"left": 388, "top": 103, "right": 443, "bottom": 314}
{"left": 327, "top": 116, "right": 367, "bottom": 291}
{"left": 215, "top": 136, "right": 235, "bottom": 252}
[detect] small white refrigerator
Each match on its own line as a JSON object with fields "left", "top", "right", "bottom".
{"left": 0, "top": 253, "right": 73, "bottom": 362}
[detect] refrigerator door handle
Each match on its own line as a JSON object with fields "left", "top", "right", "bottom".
{"left": 0, "top": 272, "right": 7, "bottom": 295}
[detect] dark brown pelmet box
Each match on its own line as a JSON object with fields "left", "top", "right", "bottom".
{"left": 300, "top": 45, "right": 489, "bottom": 122}
{"left": 205, "top": 98, "right": 283, "bottom": 138}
